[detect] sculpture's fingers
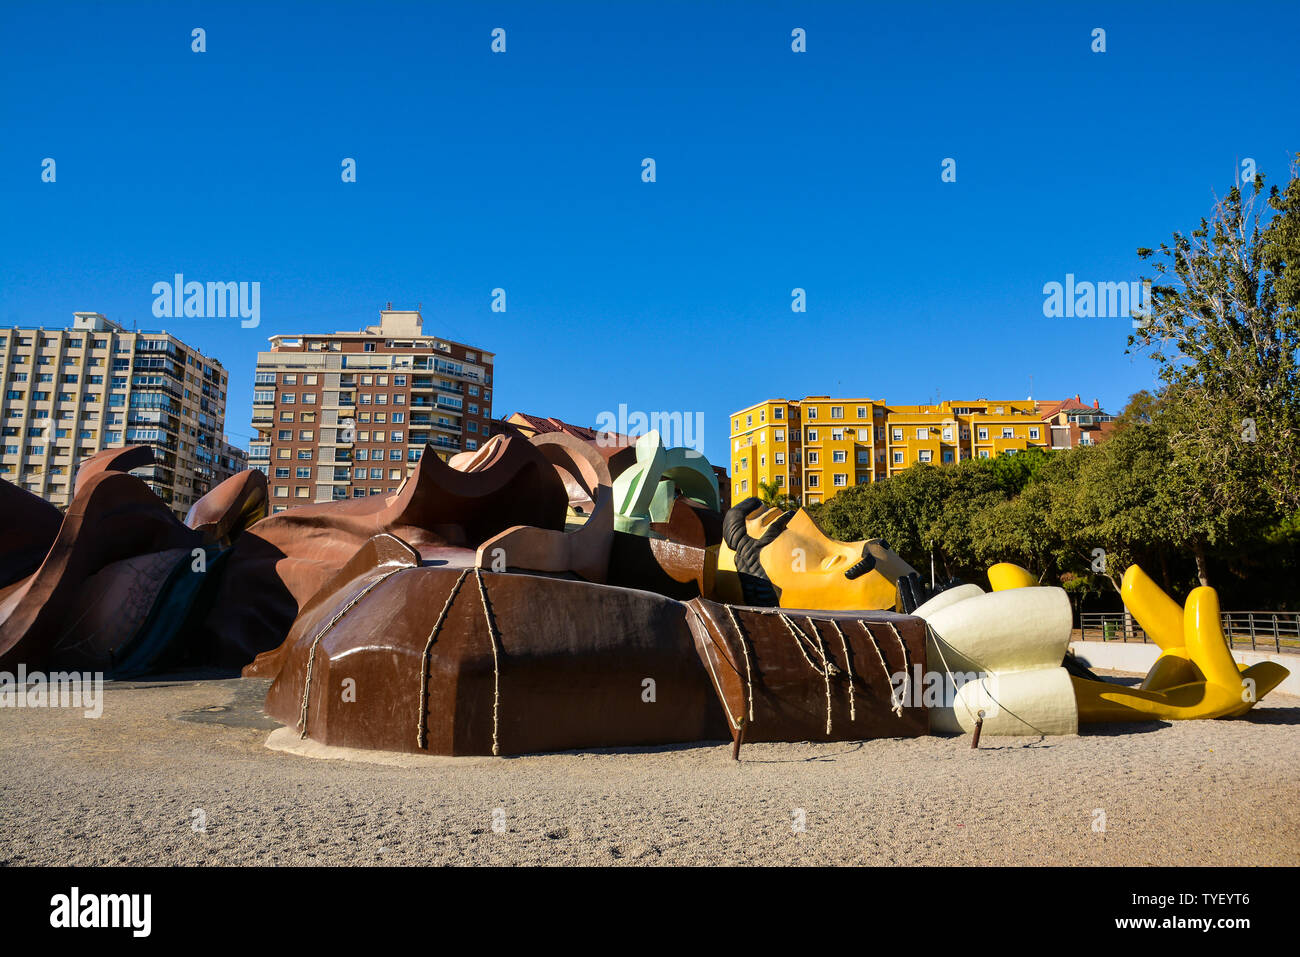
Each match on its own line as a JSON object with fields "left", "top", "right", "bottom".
{"left": 987, "top": 563, "right": 1037, "bottom": 591}
{"left": 1182, "top": 587, "right": 1245, "bottom": 692}
{"left": 1224, "top": 661, "right": 1292, "bottom": 716}
{"left": 1072, "top": 675, "right": 1242, "bottom": 723}
{"left": 1120, "top": 565, "right": 1184, "bottom": 651}
{"left": 1140, "top": 653, "right": 1202, "bottom": 693}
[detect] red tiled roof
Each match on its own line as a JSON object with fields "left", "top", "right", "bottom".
{"left": 1036, "top": 397, "right": 1095, "bottom": 420}
{"left": 506, "top": 412, "right": 628, "bottom": 444}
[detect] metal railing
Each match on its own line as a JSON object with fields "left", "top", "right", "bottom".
{"left": 1079, "top": 611, "right": 1299, "bottom": 654}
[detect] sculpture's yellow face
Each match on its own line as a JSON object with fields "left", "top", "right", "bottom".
{"left": 720, "top": 500, "right": 919, "bottom": 612}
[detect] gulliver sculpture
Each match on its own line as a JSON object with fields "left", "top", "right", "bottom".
{"left": 0, "top": 426, "right": 1288, "bottom": 757}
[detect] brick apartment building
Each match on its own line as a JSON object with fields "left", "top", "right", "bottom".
{"left": 248, "top": 307, "right": 494, "bottom": 510}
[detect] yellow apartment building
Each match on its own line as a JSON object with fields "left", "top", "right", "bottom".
{"left": 730, "top": 396, "right": 1048, "bottom": 506}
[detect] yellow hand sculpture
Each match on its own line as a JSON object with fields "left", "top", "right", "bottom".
{"left": 1072, "top": 565, "right": 1290, "bottom": 722}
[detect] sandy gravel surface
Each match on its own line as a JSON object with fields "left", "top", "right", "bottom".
{"left": 1, "top": 674, "right": 1297, "bottom": 866}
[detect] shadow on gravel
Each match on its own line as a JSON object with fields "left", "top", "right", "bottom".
{"left": 743, "top": 742, "right": 867, "bottom": 763}
{"left": 170, "top": 677, "right": 278, "bottom": 730}
{"left": 1239, "top": 707, "right": 1300, "bottom": 726}
{"left": 1080, "top": 721, "right": 1171, "bottom": 736}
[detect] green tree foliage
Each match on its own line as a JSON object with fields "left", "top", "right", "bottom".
{"left": 756, "top": 478, "right": 799, "bottom": 511}
{"left": 1132, "top": 156, "right": 1300, "bottom": 524}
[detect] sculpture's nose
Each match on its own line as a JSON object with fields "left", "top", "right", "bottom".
{"left": 843, "top": 546, "right": 876, "bottom": 580}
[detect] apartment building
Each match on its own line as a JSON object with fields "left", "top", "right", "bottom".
{"left": 1037, "top": 395, "right": 1117, "bottom": 449}
{"left": 730, "top": 396, "right": 1050, "bottom": 506}
{"left": 0, "top": 312, "right": 235, "bottom": 516}
{"left": 248, "top": 307, "right": 493, "bottom": 511}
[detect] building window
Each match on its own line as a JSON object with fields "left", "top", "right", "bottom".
{"left": 774, "top": 407, "right": 783, "bottom": 420}
{"left": 830, "top": 407, "right": 843, "bottom": 419}
{"left": 1029, "top": 427, "right": 1040, "bottom": 440}
{"left": 893, "top": 451, "right": 904, "bottom": 464}
{"left": 892, "top": 428, "right": 903, "bottom": 441}
{"left": 978, "top": 428, "right": 989, "bottom": 440}
{"left": 832, "top": 450, "right": 846, "bottom": 463}
{"left": 833, "top": 473, "right": 847, "bottom": 486}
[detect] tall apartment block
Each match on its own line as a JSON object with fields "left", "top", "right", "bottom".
{"left": 248, "top": 307, "right": 494, "bottom": 511}
{"left": 730, "top": 397, "right": 1049, "bottom": 506}
{"left": 0, "top": 312, "right": 237, "bottom": 516}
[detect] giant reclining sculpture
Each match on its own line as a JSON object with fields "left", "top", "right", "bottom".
{"left": 0, "top": 433, "right": 1288, "bottom": 757}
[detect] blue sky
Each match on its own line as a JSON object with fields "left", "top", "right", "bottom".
{"left": 2, "top": 1, "right": 1296, "bottom": 467}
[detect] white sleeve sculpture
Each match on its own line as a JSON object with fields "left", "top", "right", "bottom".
{"left": 914, "top": 582, "right": 1079, "bottom": 736}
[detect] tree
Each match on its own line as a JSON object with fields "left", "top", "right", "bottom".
{"left": 755, "top": 479, "right": 799, "bottom": 512}
{"left": 1132, "top": 156, "right": 1300, "bottom": 541}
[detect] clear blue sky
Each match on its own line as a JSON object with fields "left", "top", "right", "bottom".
{"left": 2, "top": 1, "right": 1296, "bottom": 467}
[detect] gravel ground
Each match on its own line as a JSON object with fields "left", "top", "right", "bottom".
{"left": 1, "top": 674, "right": 1297, "bottom": 866}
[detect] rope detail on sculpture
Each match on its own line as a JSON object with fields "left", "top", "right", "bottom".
{"left": 829, "top": 619, "right": 856, "bottom": 721}
{"left": 416, "top": 568, "right": 471, "bottom": 749}
{"left": 299, "top": 568, "right": 405, "bottom": 738}
{"left": 724, "top": 604, "right": 756, "bottom": 722}
{"left": 474, "top": 568, "right": 503, "bottom": 756}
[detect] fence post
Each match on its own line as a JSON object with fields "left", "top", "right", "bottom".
{"left": 1275, "top": 615, "right": 1282, "bottom": 654}
{"left": 1248, "top": 613, "right": 1256, "bottom": 651}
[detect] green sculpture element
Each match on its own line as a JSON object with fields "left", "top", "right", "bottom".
{"left": 612, "top": 431, "right": 720, "bottom": 535}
